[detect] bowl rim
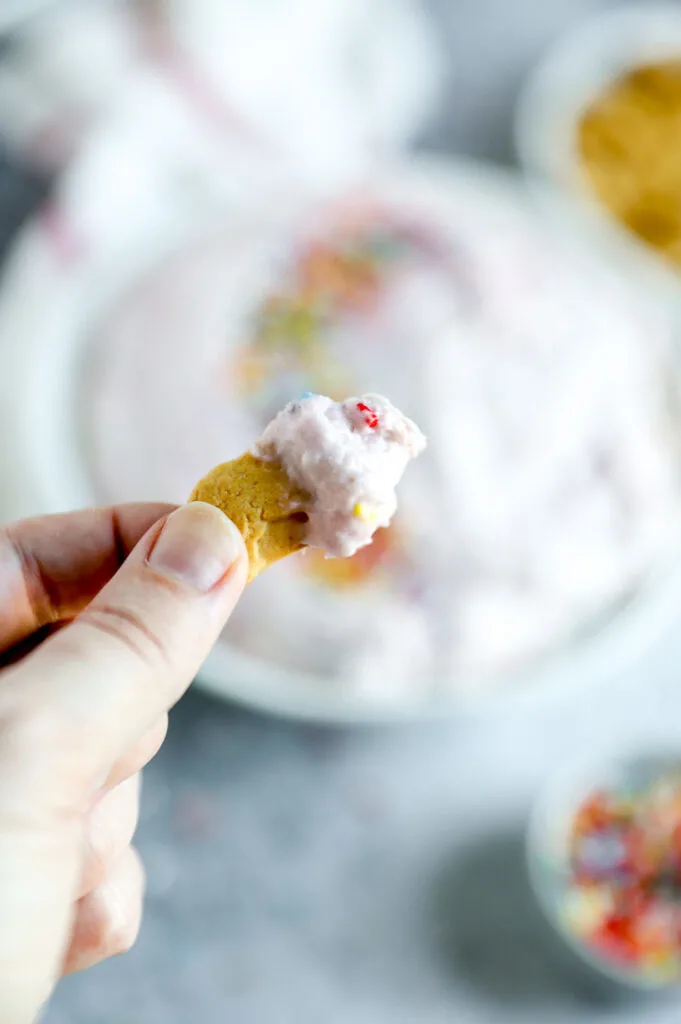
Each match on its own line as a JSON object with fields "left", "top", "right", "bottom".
{"left": 2, "top": 153, "right": 681, "bottom": 723}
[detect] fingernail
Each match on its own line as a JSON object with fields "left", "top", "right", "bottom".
{"left": 147, "top": 502, "right": 243, "bottom": 591}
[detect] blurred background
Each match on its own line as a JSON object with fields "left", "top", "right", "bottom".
{"left": 6, "top": 0, "right": 681, "bottom": 1021}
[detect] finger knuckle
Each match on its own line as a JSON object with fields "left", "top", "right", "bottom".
{"left": 87, "top": 782, "right": 141, "bottom": 874}
{"left": 108, "top": 913, "right": 141, "bottom": 957}
{"left": 81, "top": 842, "right": 108, "bottom": 896}
{"left": 78, "top": 602, "right": 169, "bottom": 669}
{"left": 109, "top": 857, "right": 145, "bottom": 957}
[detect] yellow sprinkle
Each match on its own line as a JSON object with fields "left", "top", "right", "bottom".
{"left": 354, "top": 503, "right": 377, "bottom": 523}
{"left": 562, "top": 887, "right": 613, "bottom": 935}
{"left": 641, "top": 951, "right": 680, "bottom": 983}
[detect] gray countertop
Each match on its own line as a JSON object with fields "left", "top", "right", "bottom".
{"left": 47, "top": 635, "right": 681, "bottom": 1024}
{"left": 2, "top": 0, "right": 679, "bottom": 1021}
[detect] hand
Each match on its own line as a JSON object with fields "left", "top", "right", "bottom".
{"left": 0, "top": 502, "right": 247, "bottom": 1022}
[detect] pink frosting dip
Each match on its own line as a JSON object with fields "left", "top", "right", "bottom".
{"left": 254, "top": 393, "right": 426, "bottom": 557}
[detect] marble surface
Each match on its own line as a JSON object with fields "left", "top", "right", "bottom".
{"left": 2, "top": 0, "right": 681, "bottom": 1021}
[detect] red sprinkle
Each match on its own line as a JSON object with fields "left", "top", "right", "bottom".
{"left": 593, "top": 915, "right": 640, "bottom": 964}
{"left": 357, "top": 402, "right": 379, "bottom": 429}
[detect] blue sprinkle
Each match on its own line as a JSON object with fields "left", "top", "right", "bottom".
{"left": 300, "top": 391, "right": 314, "bottom": 399}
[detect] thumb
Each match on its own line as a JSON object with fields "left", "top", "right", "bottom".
{"left": 0, "top": 502, "right": 246, "bottom": 1021}
{"left": 11, "top": 501, "right": 248, "bottom": 780}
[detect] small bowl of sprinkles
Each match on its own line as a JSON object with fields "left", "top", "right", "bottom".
{"left": 516, "top": 3, "right": 681, "bottom": 305}
{"left": 528, "top": 751, "right": 681, "bottom": 989}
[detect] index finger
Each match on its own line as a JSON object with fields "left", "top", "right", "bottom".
{"left": 0, "top": 503, "right": 176, "bottom": 654}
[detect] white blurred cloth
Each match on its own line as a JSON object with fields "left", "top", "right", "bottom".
{"left": 0, "top": 0, "right": 445, "bottom": 241}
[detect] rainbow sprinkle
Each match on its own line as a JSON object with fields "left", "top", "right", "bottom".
{"left": 560, "top": 770, "right": 681, "bottom": 982}
{"left": 353, "top": 502, "right": 378, "bottom": 523}
{"left": 356, "top": 401, "right": 380, "bottom": 429}
{"left": 229, "top": 207, "right": 443, "bottom": 407}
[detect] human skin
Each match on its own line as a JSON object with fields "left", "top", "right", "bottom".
{"left": 0, "top": 501, "right": 247, "bottom": 1023}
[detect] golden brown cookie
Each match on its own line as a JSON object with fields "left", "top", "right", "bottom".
{"left": 189, "top": 452, "right": 310, "bottom": 581}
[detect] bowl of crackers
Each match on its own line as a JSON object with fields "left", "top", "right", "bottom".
{"left": 516, "top": 3, "right": 681, "bottom": 306}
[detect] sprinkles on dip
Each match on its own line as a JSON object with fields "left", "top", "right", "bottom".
{"left": 231, "top": 209, "right": 446, "bottom": 413}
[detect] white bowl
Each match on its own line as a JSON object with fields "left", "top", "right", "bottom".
{"left": 3, "top": 155, "right": 681, "bottom": 723}
{"left": 515, "top": 3, "right": 681, "bottom": 309}
{"left": 527, "top": 748, "right": 681, "bottom": 989}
